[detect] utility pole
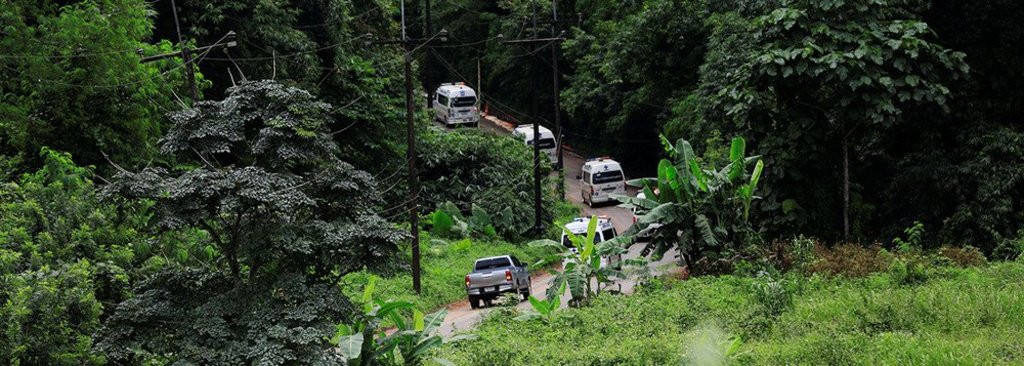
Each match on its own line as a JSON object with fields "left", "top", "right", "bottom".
{"left": 372, "top": 2, "right": 447, "bottom": 295}
{"left": 169, "top": 0, "right": 197, "bottom": 101}
{"left": 424, "top": 0, "right": 433, "bottom": 109}
{"left": 140, "top": 30, "right": 237, "bottom": 103}
{"left": 531, "top": 0, "right": 542, "bottom": 233}
{"left": 502, "top": 1, "right": 571, "bottom": 233}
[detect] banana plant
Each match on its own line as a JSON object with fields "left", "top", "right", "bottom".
{"left": 529, "top": 216, "right": 626, "bottom": 306}
{"left": 613, "top": 136, "right": 764, "bottom": 275}
{"left": 333, "top": 278, "right": 474, "bottom": 365}
{"left": 515, "top": 282, "right": 566, "bottom": 324}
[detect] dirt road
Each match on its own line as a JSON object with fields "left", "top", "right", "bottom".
{"left": 436, "top": 116, "right": 678, "bottom": 337}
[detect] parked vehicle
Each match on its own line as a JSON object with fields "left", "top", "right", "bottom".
{"left": 512, "top": 124, "right": 558, "bottom": 166}
{"left": 579, "top": 157, "right": 626, "bottom": 206}
{"left": 433, "top": 82, "right": 480, "bottom": 127}
{"left": 561, "top": 216, "right": 623, "bottom": 269}
{"left": 465, "top": 255, "right": 531, "bottom": 309}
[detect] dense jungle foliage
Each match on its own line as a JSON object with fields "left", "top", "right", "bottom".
{"left": 420, "top": 0, "right": 1024, "bottom": 248}
{"left": 1, "top": 0, "right": 1023, "bottom": 365}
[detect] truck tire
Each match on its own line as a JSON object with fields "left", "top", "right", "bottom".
{"left": 520, "top": 280, "right": 531, "bottom": 301}
{"left": 469, "top": 296, "right": 480, "bottom": 309}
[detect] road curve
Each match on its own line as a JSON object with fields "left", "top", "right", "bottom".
{"left": 436, "top": 115, "right": 678, "bottom": 338}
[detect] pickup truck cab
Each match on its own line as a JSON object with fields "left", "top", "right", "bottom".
{"left": 561, "top": 217, "right": 623, "bottom": 269}
{"left": 465, "top": 255, "right": 531, "bottom": 309}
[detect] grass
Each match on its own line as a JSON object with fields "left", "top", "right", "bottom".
{"left": 343, "top": 234, "right": 549, "bottom": 313}
{"left": 343, "top": 196, "right": 578, "bottom": 313}
{"left": 428, "top": 261, "right": 1024, "bottom": 365}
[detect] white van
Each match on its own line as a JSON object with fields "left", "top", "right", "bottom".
{"left": 580, "top": 157, "right": 626, "bottom": 206}
{"left": 511, "top": 124, "right": 557, "bottom": 166}
{"left": 433, "top": 82, "right": 479, "bottom": 127}
{"left": 561, "top": 217, "right": 622, "bottom": 269}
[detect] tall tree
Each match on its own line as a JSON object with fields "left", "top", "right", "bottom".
{"left": 98, "top": 81, "right": 404, "bottom": 364}
{"left": 701, "top": 0, "right": 968, "bottom": 241}
{"left": 0, "top": 0, "right": 186, "bottom": 171}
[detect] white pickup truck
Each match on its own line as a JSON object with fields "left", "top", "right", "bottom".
{"left": 464, "top": 255, "right": 531, "bottom": 309}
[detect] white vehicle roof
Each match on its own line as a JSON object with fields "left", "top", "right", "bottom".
{"left": 512, "top": 124, "right": 555, "bottom": 141}
{"left": 582, "top": 157, "right": 623, "bottom": 172}
{"left": 436, "top": 83, "right": 477, "bottom": 97}
{"left": 563, "top": 216, "right": 614, "bottom": 235}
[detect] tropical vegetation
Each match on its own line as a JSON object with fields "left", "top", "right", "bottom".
{"left": 1, "top": 0, "right": 1023, "bottom": 365}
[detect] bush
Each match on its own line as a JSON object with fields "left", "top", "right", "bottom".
{"left": 0, "top": 149, "right": 154, "bottom": 365}
{"left": 939, "top": 246, "right": 988, "bottom": 267}
{"left": 418, "top": 129, "right": 555, "bottom": 240}
{"left": 808, "top": 244, "right": 893, "bottom": 277}
{"left": 430, "top": 262, "right": 1024, "bottom": 365}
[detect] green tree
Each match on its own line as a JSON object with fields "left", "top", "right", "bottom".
{"left": 97, "top": 81, "right": 404, "bottom": 365}
{"left": 165, "top": 0, "right": 411, "bottom": 173}
{"left": 0, "top": 0, "right": 186, "bottom": 171}
{"left": 701, "top": 0, "right": 968, "bottom": 241}
{"left": 418, "top": 129, "right": 554, "bottom": 239}
{"left": 0, "top": 148, "right": 153, "bottom": 365}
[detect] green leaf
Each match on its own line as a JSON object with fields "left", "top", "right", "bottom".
{"left": 413, "top": 309, "right": 425, "bottom": 331}
{"left": 528, "top": 295, "right": 550, "bottom": 315}
{"left": 362, "top": 277, "right": 377, "bottom": 313}
{"left": 337, "top": 333, "right": 364, "bottom": 360}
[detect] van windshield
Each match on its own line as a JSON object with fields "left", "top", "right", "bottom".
{"left": 451, "top": 96, "right": 477, "bottom": 107}
{"left": 592, "top": 170, "right": 624, "bottom": 184}
{"left": 528, "top": 138, "right": 556, "bottom": 149}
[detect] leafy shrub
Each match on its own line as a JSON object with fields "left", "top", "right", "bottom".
{"left": 939, "top": 246, "right": 987, "bottom": 267}
{"left": 750, "top": 277, "right": 794, "bottom": 317}
{"left": 0, "top": 148, "right": 154, "bottom": 365}
{"left": 808, "top": 244, "right": 892, "bottom": 277}
{"left": 418, "top": 129, "right": 554, "bottom": 240}
{"left": 425, "top": 202, "right": 498, "bottom": 239}
{"left": 992, "top": 232, "right": 1024, "bottom": 261}
{"left": 888, "top": 256, "right": 930, "bottom": 285}
{"left": 767, "top": 235, "right": 818, "bottom": 274}
{"left": 893, "top": 221, "right": 926, "bottom": 253}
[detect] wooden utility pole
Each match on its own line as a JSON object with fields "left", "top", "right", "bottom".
{"left": 143, "top": 0, "right": 235, "bottom": 104}
{"left": 423, "top": 0, "right": 433, "bottom": 109}
{"left": 373, "top": 2, "right": 447, "bottom": 295}
{"left": 501, "top": 1, "right": 574, "bottom": 233}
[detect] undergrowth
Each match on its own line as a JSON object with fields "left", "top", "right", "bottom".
{"left": 430, "top": 262, "right": 1024, "bottom": 365}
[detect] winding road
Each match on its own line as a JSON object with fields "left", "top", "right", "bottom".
{"left": 436, "top": 115, "right": 678, "bottom": 337}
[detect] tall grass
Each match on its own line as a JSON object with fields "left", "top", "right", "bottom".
{"left": 430, "top": 262, "right": 1024, "bottom": 365}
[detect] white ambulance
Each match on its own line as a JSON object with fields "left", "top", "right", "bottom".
{"left": 433, "top": 82, "right": 480, "bottom": 127}
{"left": 580, "top": 157, "right": 626, "bottom": 206}
{"left": 561, "top": 216, "right": 622, "bottom": 269}
{"left": 511, "top": 124, "right": 558, "bottom": 166}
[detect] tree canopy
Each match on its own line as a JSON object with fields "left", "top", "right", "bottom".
{"left": 98, "top": 81, "right": 404, "bottom": 364}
